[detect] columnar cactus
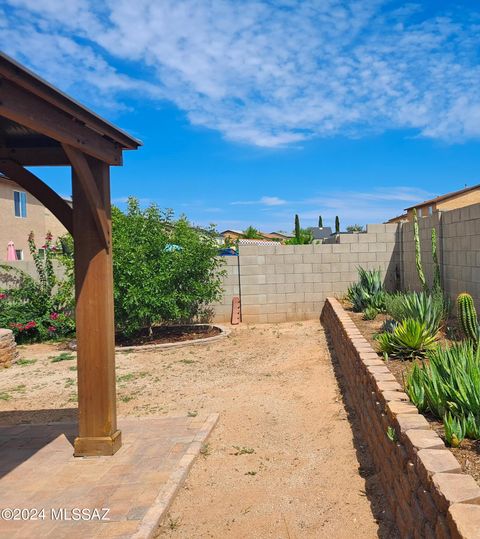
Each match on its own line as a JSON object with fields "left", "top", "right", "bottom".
{"left": 432, "top": 228, "right": 441, "bottom": 292}
{"left": 457, "top": 293, "right": 479, "bottom": 342}
{"left": 413, "top": 209, "right": 427, "bottom": 291}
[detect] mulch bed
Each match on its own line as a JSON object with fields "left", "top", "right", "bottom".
{"left": 343, "top": 302, "right": 480, "bottom": 485}
{"left": 115, "top": 324, "right": 221, "bottom": 347}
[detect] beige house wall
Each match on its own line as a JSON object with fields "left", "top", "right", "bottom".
{"left": 0, "top": 177, "right": 68, "bottom": 261}
{"left": 0, "top": 177, "right": 45, "bottom": 261}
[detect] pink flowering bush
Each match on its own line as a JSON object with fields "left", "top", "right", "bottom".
{"left": 0, "top": 232, "right": 75, "bottom": 343}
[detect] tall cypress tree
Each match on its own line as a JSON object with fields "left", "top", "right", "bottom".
{"left": 335, "top": 215, "right": 340, "bottom": 234}
{"left": 318, "top": 215, "right": 323, "bottom": 228}
{"left": 295, "top": 214, "right": 301, "bottom": 243}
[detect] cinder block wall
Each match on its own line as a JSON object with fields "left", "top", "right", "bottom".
{"left": 400, "top": 203, "right": 480, "bottom": 311}
{"left": 213, "top": 223, "right": 400, "bottom": 323}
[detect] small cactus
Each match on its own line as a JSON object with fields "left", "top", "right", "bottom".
{"left": 457, "top": 293, "right": 479, "bottom": 342}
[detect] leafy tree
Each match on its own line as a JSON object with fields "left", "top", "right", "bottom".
{"left": 112, "top": 198, "right": 225, "bottom": 336}
{"left": 335, "top": 216, "right": 340, "bottom": 234}
{"left": 346, "top": 224, "right": 364, "bottom": 233}
{"left": 242, "top": 226, "right": 263, "bottom": 239}
{"left": 318, "top": 215, "right": 323, "bottom": 228}
{"left": 286, "top": 214, "right": 313, "bottom": 245}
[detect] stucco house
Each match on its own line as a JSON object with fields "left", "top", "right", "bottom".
{"left": 0, "top": 174, "right": 69, "bottom": 260}
{"left": 407, "top": 184, "right": 480, "bottom": 221}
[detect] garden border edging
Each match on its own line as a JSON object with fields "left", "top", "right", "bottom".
{"left": 114, "top": 324, "right": 231, "bottom": 352}
{"left": 321, "top": 297, "right": 480, "bottom": 539}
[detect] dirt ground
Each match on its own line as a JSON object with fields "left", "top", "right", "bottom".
{"left": 0, "top": 321, "right": 398, "bottom": 538}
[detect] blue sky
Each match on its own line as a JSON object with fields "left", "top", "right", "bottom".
{"left": 1, "top": 0, "right": 480, "bottom": 232}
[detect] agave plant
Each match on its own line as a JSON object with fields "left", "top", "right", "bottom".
{"left": 385, "top": 290, "right": 447, "bottom": 335}
{"left": 347, "top": 267, "right": 386, "bottom": 312}
{"left": 376, "top": 318, "right": 438, "bottom": 360}
{"left": 363, "top": 306, "right": 378, "bottom": 321}
{"left": 405, "top": 341, "right": 480, "bottom": 441}
{"left": 443, "top": 412, "right": 466, "bottom": 448}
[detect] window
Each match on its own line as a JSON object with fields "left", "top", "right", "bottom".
{"left": 13, "top": 191, "right": 27, "bottom": 218}
{"left": 15, "top": 249, "right": 23, "bottom": 261}
{"left": 428, "top": 205, "right": 433, "bottom": 215}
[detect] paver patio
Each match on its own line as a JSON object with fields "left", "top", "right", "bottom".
{"left": 0, "top": 414, "right": 217, "bottom": 538}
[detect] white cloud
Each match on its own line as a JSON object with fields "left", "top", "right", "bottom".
{"left": 1, "top": 1, "right": 480, "bottom": 145}
{"left": 231, "top": 195, "right": 287, "bottom": 206}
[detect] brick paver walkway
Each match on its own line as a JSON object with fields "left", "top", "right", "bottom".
{"left": 0, "top": 414, "right": 217, "bottom": 538}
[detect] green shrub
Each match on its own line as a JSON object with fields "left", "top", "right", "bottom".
{"left": 112, "top": 198, "right": 225, "bottom": 337}
{"left": 384, "top": 290, "right": 447, "bottom": 335}
{"left": 347, "top": 267, "right": 386, "bottom": 312}
{"left": 376, "top": 318, "right": 437, "bottom": 360}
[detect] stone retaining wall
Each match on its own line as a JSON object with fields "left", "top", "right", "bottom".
{"left": 0, "top": 328, "right": 17, "bottom": 367}
{"left": 321, "top": 297, "right": 480, "bottom": 538}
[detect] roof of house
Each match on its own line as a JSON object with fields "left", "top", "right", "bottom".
{"left": 310, "top": 226, "right": 332, "bottom": 240}
{"left": 404, "top": 184, "right": 480, "bottom": 211}
{"left": 385, "top": 213, "right": 408, "bottom": 223}
{"left": 220, "top": 229, "right": 244, "bottom": 235}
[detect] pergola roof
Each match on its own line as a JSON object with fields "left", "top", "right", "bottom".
{"left": 0, "top": 52, "right": 141, "bottom": 166}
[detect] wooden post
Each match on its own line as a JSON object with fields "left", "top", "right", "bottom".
{"left": 72, "top": 157, "right": 120, "bottom": 456}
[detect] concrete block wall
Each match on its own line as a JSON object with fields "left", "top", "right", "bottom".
{"left": 400, "top": 203, "right": 480, "bottom": 311}
{"left": 212, "top": 223, "right": 400, "bottom": 323}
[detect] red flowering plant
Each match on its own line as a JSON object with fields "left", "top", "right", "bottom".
{"left": 0, "top": 232, "right": 75, "bottom": 343}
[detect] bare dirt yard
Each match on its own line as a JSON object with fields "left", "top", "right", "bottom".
{"left": 0, "top": 321, "right": 398, "bottom": 538}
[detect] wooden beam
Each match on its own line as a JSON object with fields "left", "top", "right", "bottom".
{"left": 0, "top": 146, "right": 69, "bottom": 166}
{"left": 72, "top": 159, "right": 120, "bottom": 456}
{"left": 0, "top": 78, "right": 123, "bottom": 165}
{"left": 0, "top": 54, "right": 140, "bottom": 150}
{"left": 0, "top": 158, "right": 73, "bottom": 234}
{"left": 62, "top": 144, "right": 109, "bottom": 250}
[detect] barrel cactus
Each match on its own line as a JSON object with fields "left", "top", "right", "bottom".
{"left": 457, "top": 293, "right": 480, "bottom": 343}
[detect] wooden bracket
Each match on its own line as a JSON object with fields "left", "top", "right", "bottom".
{"left": 0, "top": 158, "right": 73, "bottom": 234}
{"left": 62, "top": 144, "right": 110, "bottom": 251}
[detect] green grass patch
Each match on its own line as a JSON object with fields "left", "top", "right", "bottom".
{"left": 16, "top": 359, "right": 37, "bottom": 366}
{"left": 50, "top": 352, "right": 75, "bottom": 363}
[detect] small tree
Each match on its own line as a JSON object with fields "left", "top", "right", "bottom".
{"left": 242, "top": 226, "right": 262, "bottom": 239}
{"left": 294, "top": 214, "right": 301, "bottom": 243}
{"left": 335, "top": 216, "right": 340, "bottom": 234}
{"left": 112, "top": 198, "right": 225, "bottom": 336}
{"left": 318, "top": 215, "right": 323, "bottom": 228}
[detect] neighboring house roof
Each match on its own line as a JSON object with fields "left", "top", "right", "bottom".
{"left": 220, "top": 229, "right": 244, "bottom": 236}
{"left": 404, "top": 184, "right": 480, "bottom": 211}
{"left": 310, "top": 227, "right": 332, "bottom": 240}
{"left": 385, "top": 213, "right": 408, "bottom": 223}
{"left": 267, "top": 231, "right": 293, "bottom": 239}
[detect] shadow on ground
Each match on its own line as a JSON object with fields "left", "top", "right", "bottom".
{"left": 0, "top": 408, "right": 77, "bottom": 479}
{"left": 324, "top": 329, "right": 400, "bottom": 539}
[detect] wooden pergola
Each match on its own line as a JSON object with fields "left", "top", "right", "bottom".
{"left": 0, "top": 53, "right": 141, "bottom": 456}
